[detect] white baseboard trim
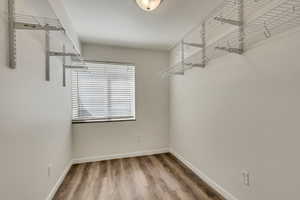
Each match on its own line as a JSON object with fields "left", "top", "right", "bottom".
{"left": 169, "top": 148, "right": 239, "bottom": 200}
{"left": 72, "top": 148, "right": 169, "bottom": 164}
{"left": 46, "top": 161, "right": 73, "bottom": 200}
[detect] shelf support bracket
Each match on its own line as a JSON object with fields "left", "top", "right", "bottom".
{"left": 62, "top": 46, "right": 67, "bottom": 87}
{"left": 49, "top": 52, "right": 80, "bottom": 57}
{"left": 183, "top": 42, "right": 204, "bottom": 48}
{"left": 62, "top": 47, "right": 87, "bottom": 87}
{"left": 172, "top": 71, "right": 184, "bottom": 75}
{"left": 184, "top": 62, "right": 205, "bottom": 68}
{"left": 14, "top": 22, "right": 64, "bottom": 31}
{"left": 45, "top": 33, "right": 81, "bottom": 81}
{"left": 64, "top": 65, "right": 88, "bottom": 69}
{"left": 179, "top": 40, "right": 185, "bottom": 75}
{"left": 215, "top": 46, "right": 243, "bottom": 54}
{"left": 201, "top": 22, "right": 207, "bottom": 67}
{"left": 45, "top": 31, "right": 50, "bottom": 81}
{"left": 193, "top": 63, "right": 205, "bottom": 68}
{"left": 214, "top": 0, "right": 244, "bottom": 55}
{"left": 8, "top": 0, "right": 16, "bottom": 69}
{"left": 214, "top": 17, "right": 242, "bottom": 26}
{"left": 238, "top": 0, "right": 245, "bottom": 53}
{"left": 8, "top": 0, "right": 65, "bottom": 70}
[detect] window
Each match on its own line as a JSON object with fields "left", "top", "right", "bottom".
{"left": 72, "top": 62, "right": 136, "bottom": 123}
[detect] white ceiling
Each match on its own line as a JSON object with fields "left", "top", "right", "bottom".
{"left": 62, "top": 0, "right": 223, "bottom": 50}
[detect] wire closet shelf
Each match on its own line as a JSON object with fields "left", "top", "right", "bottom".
{"left": 7, "top": 0, "right": 87, "bottom": 87}
{"left": 163, "top": 0, "right": 300, "bottom": 77}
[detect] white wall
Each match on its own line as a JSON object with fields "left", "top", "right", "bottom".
{"left": 0, "top": 0, "right": 75, "bottom": 199}
{"left": 72, "top": 44, "right": 169, "bottom": 161}
{"left": 169, "top": 28, "right": 300, "bottom": 200}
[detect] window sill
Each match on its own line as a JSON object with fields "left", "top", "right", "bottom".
{"left": 72, "top": 118, "right": 136, "bottom": 124}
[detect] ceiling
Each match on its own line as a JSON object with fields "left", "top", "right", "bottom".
{"left": 62, "top": 0, "right": 223, "bottom": 50}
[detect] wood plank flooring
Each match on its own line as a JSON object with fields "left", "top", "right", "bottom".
{"left": 53, "top": 153, "right": 226, "bottom": 200}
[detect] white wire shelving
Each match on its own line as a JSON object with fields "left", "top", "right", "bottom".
{"left": 7, "top": 0, "right": 87, "bottom": 87}
{"left": 13, "top": 13, "right": 64, "bottom": 31}
{"left": 164, "top": 0, "right": 300, "bottom": 77}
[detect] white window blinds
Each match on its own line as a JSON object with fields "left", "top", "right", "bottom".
{"left": 72, "top": 62, "right": 136, "bottom": 122}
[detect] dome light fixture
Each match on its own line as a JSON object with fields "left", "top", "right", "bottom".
{"left": 136, "top": 0, "right": 163, "bottom": 12}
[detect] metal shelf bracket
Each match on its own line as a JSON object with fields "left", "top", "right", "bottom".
{"left": 214, "top": 17, "right": 243, "bottom": 26}
{"left": 184, "top": 63, "right": 205, "bottom": 68}
{"left": 215, "top": 46, "right": 243, "bottom": 54}
{"left": 62, "top": 46, "right": 87, "bottom": 87}
{"left": 201, "top": 22, "right": 207, "bottom": 67}
{"left": 8, "top": 0, "right": 65, "bottom": 69}
{"left": 14, "top": 22, "right": 64, "bottom": 31}
{"left": 183, "top": 42, "right": 204, "bottom": 48}
{"left": 165, "top": 0, "right": 300, "bottom": 78}
{"left": 179, "top": 40, "right": 185, "bottom": 75}
{"left": 214, "top": 0, "right": 244, "bottom": 55}
{"left": 238, "top": 0, "right": 245, "bottom": 54}
{"left": 45, "top": 32, "right": 81, "bottom": 81}
{"left": 8, "top": 0, "right": 16, "bottom": 69}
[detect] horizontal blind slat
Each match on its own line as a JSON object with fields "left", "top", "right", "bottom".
{"left": 72, "top": 63, "right": 136, "bottom": 121}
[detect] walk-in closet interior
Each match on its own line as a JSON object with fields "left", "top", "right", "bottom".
{"left": 1, "top": 0, "right": 300, "bottom": 199}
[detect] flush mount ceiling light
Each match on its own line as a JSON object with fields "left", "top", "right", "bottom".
{"left": 136, "top": 0, "right": 163, "bottom": 12}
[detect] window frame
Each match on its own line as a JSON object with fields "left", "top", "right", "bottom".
{"left": 71, "top": 59, "right": 137, "bottom": 124}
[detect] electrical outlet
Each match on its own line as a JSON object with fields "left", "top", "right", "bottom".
{"left": 48, "top": 164, "right": 52, "bottom": 177}
{"left": 242, "top": 170, "right": 250, "bottom": 186}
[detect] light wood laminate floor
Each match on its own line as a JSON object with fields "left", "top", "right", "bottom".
{"left": 53, "top": 153, "right": 225, "bottom": 200}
